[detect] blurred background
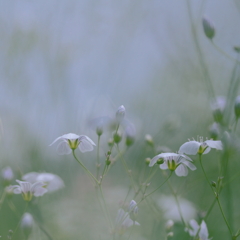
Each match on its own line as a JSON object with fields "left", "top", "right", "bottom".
{"left": 0, "top": 0, "right": 240, "bottom": 239}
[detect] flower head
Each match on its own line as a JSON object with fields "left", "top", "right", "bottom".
{"left": 187, "top": 219, "right": 211, "bottom": 240}
{"left": 116, "top": 105, "right": 126, "bottom": 123}
{"left": 21, "top": 213, "right": 34, "bottom": 239}
{"left": 202, "top": 17, "right": 215, "bottom": 40}
{"left": 149, "top": 153, "right": 196, "bottom": 177}
{"left": 50, "top": 133, "right": 96, "bottom": 155}
{"left": 1, "top": 166, "right": 14, "bottom": 186}
{"left": 22, "top": 172, "right": 64, "bottom": 192}
{"left": 179, "top": 136, "right": 223, "bottom": 155}
{"left": 10, "top": 180, "right": 48, "bottom": 201}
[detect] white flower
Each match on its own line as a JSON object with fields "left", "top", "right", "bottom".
{"left": 10, "top": 180, "right": 48, "bottom": 201}
{"left": 187, "top": 219, "right": 211, "bottom": 240}
{"left": 179, "top": 136, "right": 223, "bottom": 155}
{"left": 115, "top": 208, "right": 140, "bottom": 234}
{"left": 22, "top": 172, "right": 64, "bottom": 192}
{"left": 2, "top": 166, "right": 14, "bottom": 182}
{"left": 149, "top": 153, "right": 196, "bottom": 177}
{"left": 50, "top": 133, "right": 96, "bottom": 155}
{"left": 116, "top": 105, "right": 126, "bottom": 122}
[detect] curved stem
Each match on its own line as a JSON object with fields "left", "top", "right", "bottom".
{"left": 96, "top": 135, "right": 101, "bottom": 180}
{"left": 72, "top": 150, "right": 99, "bottom": 185}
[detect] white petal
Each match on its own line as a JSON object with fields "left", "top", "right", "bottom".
{"left": 16, "top": 180, "right": 31, "bottom": 193}
{"left": 49, "top": 136, "right": 64, "bottom": 146}
{"left": 31, "top": 182, "right": 48, "bottom": 197}
{"left": 179, "top": 141, "right": 200, "bottom": 155}
{"left": 182, "top": 161, "right": 197, "bottom": 171}
{"left": 78, "top": 136, "right": 95, "bottom": 153}
{"left": 11, "top": 185, "right": 22, "bottom": 194}
{"left": 188, "top": 219, "right": 199, "bottom": 236}
{"left": 115, "top": 208, "right": 125, "bottom": 225}
{"left": 175, "top": 164, "right": 188, "bottom": 177}
{"left": 149, "top": 155, "right": 160, "bottom": 167}
{"left": 61, "top": 133, "right": 80, "bottom": 140}
{"left": 203, "top": 147, "right": 211, "bottom": 154}
{"left": 56, "top": 141, "right": 72, "bottom": 155}
{"left": 205, "top": 140, "right": 223, "bottom": 150}
{"left": 199, "top": 220, "right": 209, "bottom": 240}
{"left": 79, "top": 135, "right": 96, "bottom": 146}
{"left": 22, "top": 172, "right": 39, "bottom": 183}
{"left": 160, "top": 162, "right": 168, "bottom": 170}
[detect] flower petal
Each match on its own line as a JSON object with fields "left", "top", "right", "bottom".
{"left": 31, "top": 182, "right": 48, "bottom": 197}
{"left": 205, "top": 140, "right": 223, "bottom": 150}
{"left": 11, "top": 185, "right": 22, "bottom": 194}
{"left": 199, "top": 220, "right": 209, "bottom": 240}
{"left": 16, "top": 180, "right": 31, "bottom": 193}
{"left": 179, "top": 141, "right": 201, "bottom": 155}
{"left": 49, "top": 136, "right": 64, "bottom": 146}
{"left": 188, "top": 219, "right": 199, "bottom": 236}
{"left": 159, "top": 162, "right": 168, "bottom": 170}
{"left": 78, "top": 136, "right": 95, "bottom": 153}
{"left": 149, "top": 155, "right": 161, "bottom": 167}
{"left": 182, "top": 161, "right": 197, "bottom": 171}
{"left": 61, "top": 133, "right": 80, "bottom": 140}
{"left": 203, "top": 147, "right": 211, "bottom": 155}
{"left": 175, "top": 164, "right": 188, "bottom": 177}
{"left": 56, "top": 141, "right": 72, "bottom": 155}
{"left": 22, "top": 172, "right": 39, "bottom": 183}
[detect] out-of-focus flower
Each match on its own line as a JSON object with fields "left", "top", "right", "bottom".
{"left": 211, "top": 96, "right": 226, "bottom": 123}
{"left": 50, "top": 133, "right": 96, "bottom": 155}
{"left": 234, "top": 95, "right": 240, "bottom": 119}
{"left": 157, "top": 195, "right": 197, "bottom": 222}
{"left": 125, "top": 124, "right": 136, "bottom": 147}
{"left": 202, "top": 17, "right": 215, "bottom": 40}
{"left": 22, "top": 172, "right": 64, "bottom": 192}
{"left": 116, "top": 105, "right": 126, "bottom": 123}
{"left": 115, "top": 208, "right": 140, "bottom": 235}
{"left": 21, "top": 212, "right": 34, "bottom": 239}
{"left": 179, "top": 136, "right": 223, "bottom": 155}
{"left": 1, "top": 166, "right": 14, "bottom": 186}
{"left": 10, "top": 180, "right": 48, "bottom": 201}
{"left": 128, "top": 200, "right": 138, "bottom": 221}
{"left": 149, "top": 153, "right": 196, "bottom": 177}
{"left": 165, "top": 220, "right": 174, "bottom": 230}
{"left": 145, "top": 134, "right": 154, "bottom": 146}
{"left": 187, "top": 219, "right": 211, "bottom": 240}
{"left": 88, "top": 116, "right": 112, "bottom": 136}
{"left": 209, "top": 122, "right": 220, "bottom": 140}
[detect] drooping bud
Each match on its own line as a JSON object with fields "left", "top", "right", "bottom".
{"left": 202, "top": 17, "right": 215, "bottom": 40}
{"left": 234, "top": 95, "right": 240, "bottom": 119}
{"left": 116, "top": 105, "right": 125, "bottom": 123}
{"left": 145, "top": 158, "right": 151, "bottom": 165}
{"left": 21, "top": 213, "right": 34, "bottom": 239}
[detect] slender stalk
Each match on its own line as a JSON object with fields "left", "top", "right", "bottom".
{"left": 96, "top": 135, "right": 101, "bottom": 180}
{"left": 0, "top": 189, "right": 6, "bottom": 211}
{"left": 72, "top": 150, "right": 99, "bottom": 185}
{"left": 199, "top": 155, "right": 233, "bottom": 237}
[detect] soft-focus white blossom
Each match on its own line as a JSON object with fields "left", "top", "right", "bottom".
{"left": 1, "top": 166, "right": 14, "bottom": 183}
{"left": 187, "top": 219, "right": 211, "bottom": 240}
{"left": 22, "top": 172, "right": 64, "bottom": 192}
{"left": 10, "top": 180, "right": 48, "bottom": 201}
{"left": 116, "top": 105, "right": 126, "bottom": 123}
{"left": 149, "top": 153, "right": 196, "bottom": 177}
{"left": 21, "top": 212, "right": 34, "bottom": 239}
{"left": 179, "top": 136, "right": 223, "bottom": 155}
{"left": 50, "top": 133, "right": 96, "bottom": 155}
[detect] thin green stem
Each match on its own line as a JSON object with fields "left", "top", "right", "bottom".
{"left": 0, "top": 189, "right": 6, "bottom": 211}
{"left": 72, "top": 150, "right": 99, "bottom": 185}
{"left": 199, "top": 155, "right": 233, "bottom": 237}
{"left": 96, "top": 135, "right": 101, "bottom": 180}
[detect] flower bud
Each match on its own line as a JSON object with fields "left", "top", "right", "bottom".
{"left": 145, "top": 158, "right": 151, "bottom": 165}
{"left": 113, "top": 131, "right": 122, "bottom": 144}
{"left": 116, "top": 105, "right": 125, "bottom": 122}
{"left": 234, "top": 95, "right": 240, "bottom": 119}
{"left": 125, "top": 124, "right": 135, "bottom": 147}
{"left": 128, "top": 200, "right": 138, "bottom": 221}
{"left": 211, "top": 96, "right": 226, "bottom": 123}
{"left": 202, "top": 17, "right": 215, "bottom": 40}
{"left": 157, "top": 158, "right": 164, "bottom": 165}
{"left": 234, "top": 46, "right": 240, "bottom": 53}
{"left": 145, "top": 134, "right": 154, "bottom": 146}
{"left": 165, "top": 220, "right": 174, "bottom": 230}
{"left": 211, "top": 181, "right": 217, "bottom": 188}
{"left": 108, "top": 138, "right": 114, "bottom": 147}
{"left": 1, "top": 166, "right": 14, "bottom": 186}
{"left": 21, "top": 213, "right": 34, "bottom": 239}
{"left": 209, "top": 122, "right": 220, "bottom": 140}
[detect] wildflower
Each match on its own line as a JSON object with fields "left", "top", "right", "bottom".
{"left": 202, "top": 17, "right": 215, "bottom": 40}
{"left": 1, "top": 166, "right": 14, "bottom": 186}
{"left": 21, "top": 213, "right": 34, "bottom": 239}
{"left": 115, "top": 208, "right": 140, "bottom": 235}
{"left": 211, "top": 96, "right": 226, "bottom": 123}
{"left": 179, "top": 136, "right": 223, "bottom": 155}
{"left": 10, "top": 180, "right": 48, "bottom": 201}
{"left": 22, "top": 172, "right": 64, "bottom": 192}
{"left": 116, "top": 105, "right": 126, "bottom": 123}
{"left": 209, "top": 122, "right": 220, "bottom": 140}
{"left": 50, "top": 133, "right": 96, "bottom": 155}
{"left": 128, "top": 200, "right": 138, "bottom": 221}
{"left": 187, "top": 219, "right": 211, "bottom": 240}
{"left": 125, "top": 124, "right": 135, "bottom": 147}
{"left": 149, "top": 153, "right": 196, "bottom": 177}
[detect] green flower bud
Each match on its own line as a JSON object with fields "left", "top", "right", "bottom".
{"left": 234, "top": 46, "right": 240, "bottom": 53}
{"left": 202, "top": 17, "right": 215, "bottom": 40}
{"left": 157, "top": 158, "right": 164, "bottom": 165}
{"left": 113, "top": 131, "right": 122, "bottom": 144}
{"left": 145, "top": 134, "right": 154, "bottom": 146}
{"left": 234, "top": 96, "right": 240, "bottom": 119}
{"left": 145, "top": 158, "right": 151, "bottom": 165}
